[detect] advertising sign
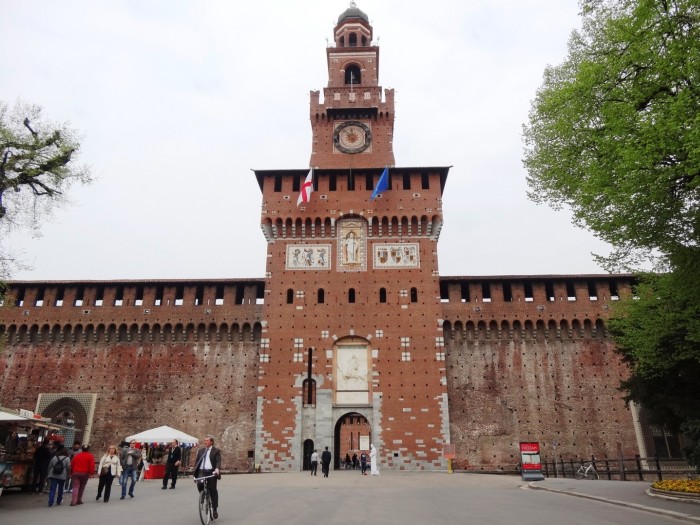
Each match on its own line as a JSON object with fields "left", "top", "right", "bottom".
{"left": 519, "top": 442, "right": 545, "bottom": 481}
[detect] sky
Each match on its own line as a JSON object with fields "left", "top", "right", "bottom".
{"left": 0, "top": 0, "right": 614, "bottom": 282}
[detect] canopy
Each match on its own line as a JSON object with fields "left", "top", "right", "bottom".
{"left": 125, "top": 425, "right": 199, "bottom": 445}
{"left": 0, "top": 409, "right": 28, "bottom": 422}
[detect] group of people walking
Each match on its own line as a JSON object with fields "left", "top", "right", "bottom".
{"left": 309, "top": 444, "right": 380, "bottom": 477}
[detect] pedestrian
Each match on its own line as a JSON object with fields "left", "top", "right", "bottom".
{"left": 345, "top": 452, "right": 351, "bottom": 469}
{"left": 120, "top": 439, "right": 141, "bottom": 499}
{"left": 96, "top": 445, "right": 122, "bottom": 502}
{"left": 32, "top": 440, "right": 52, "bottom": 494}
{"left": 162, "top": 439, "right": 181, "bottom": 489}
{"left": 65, "top": 440, "right": 81, "bottom": 494}
{"left": 321, "top": 446, "right": 331, "bottom": 478}
{"left": 360, "top": 451, "right": 368, "bottom": 475}
{"left": 310, "top": 449, "right": 319, "bottom": 476}
{"left": 70, "top": 444, "right": 95, "bottom": 506}
{"left": 193, "top": 435, "right": 221, "bottom": 520}
{"left": 47, "top": 444, "right": 70, "bottom": 507}
{"left": 352, "top": 452, "right": 358, "bottom": 470}
{"left": 370, "top": 444, "right": 380, "bottom": 476}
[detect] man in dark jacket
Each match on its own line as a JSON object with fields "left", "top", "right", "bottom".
{"left": 321, "top": 446, "right": 332, "bottom": 478}
{"left": 162, "top": 439, "right": 182, "bottom": 489}
{"left": 32, "top": 441, "right": 52, "bottom": 494}
{"left": 194, "top": 435, "right": 221, "bottom": 520}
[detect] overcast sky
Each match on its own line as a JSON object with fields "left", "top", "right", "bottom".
{"left": 0, "top": 0, "right": 613, "bottom": 281}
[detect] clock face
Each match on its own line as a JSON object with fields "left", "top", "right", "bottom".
{"left": 333, "top": 121, "right": 372, "bottom": 154}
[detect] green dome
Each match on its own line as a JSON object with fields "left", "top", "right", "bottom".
{"left": 338, "top": 2, "right": 369, "bottom": 23}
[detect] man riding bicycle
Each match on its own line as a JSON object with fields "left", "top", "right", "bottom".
{"left": 194, "top": 435, "right": 222, "bottom": 520}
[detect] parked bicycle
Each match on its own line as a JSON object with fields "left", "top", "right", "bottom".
{"left": 194, "top": 474, "right": 216, "bottom": 524}
{"left": 575, "top": 462, "right": 599, "bottom": 480}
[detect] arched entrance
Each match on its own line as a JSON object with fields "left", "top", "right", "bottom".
{"left": 42, "top": 396, "right": 88, "bottom": 445}
{"left": 302, "top": 439, "right": 315, "bottom": 471}
{"left": 333, "top": 412, "right": 371, "bottom": 470}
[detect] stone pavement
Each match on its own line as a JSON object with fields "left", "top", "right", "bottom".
{"left": 1, "top": 471, "right": 699, "bottom": 524}
{"left": 530, "top": 477, "right": 700, "bottom": 523}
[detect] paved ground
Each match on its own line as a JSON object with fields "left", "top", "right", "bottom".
{"left": 1, "top": 471, "right": 699, "bottom": 524}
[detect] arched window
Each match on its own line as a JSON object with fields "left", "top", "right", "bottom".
{"left": 302, "top": 378, "right": 316, "bottom": 407}
{"left": 318, "top": 288, "right": 325, "bottom": 304}
{"left": 345, "top": 64, "right": 361, "bottom": 85}
{"left": 348, "top": 288, "right": 356, "bottom": 303}
{"left": 286, "top": 289, "right": 294, "bottom": 304}
{"left": 349, "top": 32, "right": 357, "bottom": 46}
{"left": 379, "top": 288, "right": 387, "bottom": 303}
{"left": 410, "top": 287, "right": 418, "bottom": 303}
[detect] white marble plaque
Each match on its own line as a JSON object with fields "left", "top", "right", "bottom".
{"left": 373, "top": 243, "right": 420, "bottom": 269}
{"left": 286, "top": 244, "right": 331, "bottom": 270}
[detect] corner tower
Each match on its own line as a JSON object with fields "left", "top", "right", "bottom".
{"left": 309, "top": 2, "right": 395, "bottom": 169}
{"left": 254, "top": 3, "right": 450, "bottom": 472}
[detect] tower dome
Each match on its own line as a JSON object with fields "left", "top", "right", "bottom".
{"left": 338, "top": 1, "right": 368, "bottom": 23}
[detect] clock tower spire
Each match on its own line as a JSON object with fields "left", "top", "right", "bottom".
{"left": 309, "top": 2, "right": 395, "bottom": 169}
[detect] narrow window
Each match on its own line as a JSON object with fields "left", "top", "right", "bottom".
{"left": 274, "top": 174, "right": 282, "bottom": 192}
{"left": 155, "top": 285, "right": 164, "bottom": 306}
{"left": 503, "top": 282, "right": 512, "bottom": 302}
{"left": 349, "top": 33, "right": 357, "bottom": 47}
{"left": 34, "top": 287, "right": 45, "bottom": 307}
{"left": 95, "top": 286, "right": 104, "bottom": 307}
{"left": 421, "top": 172, "right": 430, "bottom": 190}
{"left": 345, "top": 64, "right": 361, "bottom": 84}
{"left": 566, "top": 281, "right": 576, "bottom": 301}
{"left": 135, "top": 285, "right": 144, "bottom": 306}
{"left": 235, "top": 285, "right": 244, "bottom": 305}
{"left": 439, "top": 281, "right": 449, "bottom": 303}
{"left": 524, "top": 281, "right": 534, "bottom": 302}
{"left": 609, "top": 280, "right": 619, "bottom": 300}
{"left": 292, "top": 172, "right": 301, "bottom": 192}
{"left": 587, "top": 280, "right": 598, "bottom": 301}
{"left": 410, "top": 287, "right": 418, "bottom": 303}
{"left": 379, "top": 288, "right": 387, "bottom": 303}
{"left": 347, "top": 172, "right": 355, "bottom": 191}
{"left": 114, "top": 286, "right": 124, "bottom": 306}
{"left": 348, "top": 288, "right": 356, "bottom": 303}
{"left": 460, "top": 282, "right": 470, "bottom": 302}
{"left": 175, "top": 285, "right": 184, "bottom": 306}
{"left": 287, "top": 289, "right": 294, "bottom": 304}
{"left": 195, "top": 285, "right": 204, "bottom": 306}
{"left": 318, "top": 288, "right": 325, "bottom": 304}
{"left": 329, "top": 174, "right": 337, "bottom": 191}
{"left": 481, "top": 282, "right": 491, "bottom": 302}
{"left": 14, "top": 287, "right": 25, "bottom": 307}
{"left": 74, "top": 286, "right": 84, "bottom": 307}
{"left": 365, "top": 173, "right": 373, "bottom": 191}
{"left": 545, "top": 281, "right": 555, "bottom": 302}
{"left": 403, "top": 173, "right": 411, "bottom": 190}
{"left": 55, "top": 287, "right": 64, "bottom": 307}
{"left": 215, "top": 285, "right": 224, "bottom": 305}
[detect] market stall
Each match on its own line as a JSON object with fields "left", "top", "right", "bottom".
{"left": 124, "top": 426, "right": 198, "bottom": 480}
{"left": 0, "top": 408, "right": 79, "bottom": 495}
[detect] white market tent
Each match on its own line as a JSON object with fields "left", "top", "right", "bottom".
{"left": 125, "top": 425, "right": 199, "bottom": 445}
{"left": 0, "top": 409, "right": 28, "bottom": 422}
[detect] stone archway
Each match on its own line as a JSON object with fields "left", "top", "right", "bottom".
{"left": 42, "top": 397, "right": 88, "bottom": 444}
{"left": 302, "top": 438, "right": 315, "bottom": 471}
{"left": 334, "top": 412, "right": 371, "bottom": 470}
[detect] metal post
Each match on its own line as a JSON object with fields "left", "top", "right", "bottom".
{"left": 635, "top": 454, "right": 643, "bottom": 481}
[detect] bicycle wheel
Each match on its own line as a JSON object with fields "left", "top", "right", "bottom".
{"left": 585, "top": 468, "right": 599, "bottom": 480}
{"left": 574, "top": 468, "right": 585, "bottom": 480}
{"left": 199, "top": 489, "right": 212, "bottom": 525}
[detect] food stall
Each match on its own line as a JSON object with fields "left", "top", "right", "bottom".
{"left": 124, "top": 425, "right": 199, "bottom": 480}
{"left": 0, "top": 407, "right": 78, "bottom": 495}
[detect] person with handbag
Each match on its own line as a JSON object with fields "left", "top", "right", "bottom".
{"left": 96, "top": 445, "right": 122, "bottom": 503}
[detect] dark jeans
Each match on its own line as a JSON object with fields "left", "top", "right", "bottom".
{"left": 48, "top": 478, "right": 65, "bottom": 506}
{"left": 163, "top": 463, "right": 179, "bottom": 488}
{"left": 196, "top": 469, "right": 218, "bottom": 510}
{"left": 322, "top": 463, "right": 330, "bottom": 477}
{"left": 33, "top": 465, "right": 48, "bottom": 493}
{"left": 97, "top": 473, "right": 115, "bottom": 501}
{"left": 310, "top": 461, "right": 317, "bottom": 475}
{"left": 361, "top": 461, "right": 367, "bottom": 474}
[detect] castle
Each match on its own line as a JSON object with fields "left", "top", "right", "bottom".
{"left": 1, "top": 4, "right": 654, "bottom": 472}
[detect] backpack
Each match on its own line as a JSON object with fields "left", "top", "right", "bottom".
{"left": 53, "top": 456, "right": 66, "bottom": 475}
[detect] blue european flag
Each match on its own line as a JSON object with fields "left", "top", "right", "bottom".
{"left": 370, "top": 167, "right": 389, "bottom": 200}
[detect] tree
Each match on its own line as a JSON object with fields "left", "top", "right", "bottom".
{"left": 0, "top": 100, "right": 92, "bottom": 283}
{"left": 523, "top": 0, "right": 700, "bottom": 463}
{"left": 523, "top": 0, "right": 699, "bottom": 270}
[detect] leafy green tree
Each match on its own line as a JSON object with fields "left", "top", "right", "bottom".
{"left": 523, "top": 0, "right": 699, "bottom": 270}
{"left": 0, "top": 100, "right": 92, "bottom": 286}
{"left": 523, "top": 0, "right": 700, "bottom": 462}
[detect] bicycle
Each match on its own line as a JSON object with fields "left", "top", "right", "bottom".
{"left": 194, "top": 474, "right": 216, "bottom": 524}
{"left": 574, "top": 462, "right": 599, "bottom": 480}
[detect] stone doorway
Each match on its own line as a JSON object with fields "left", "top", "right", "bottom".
{"left": 334, "top": 412, "right": 371, "bottom": 470}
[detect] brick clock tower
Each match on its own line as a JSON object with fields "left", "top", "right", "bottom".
{"left": 254, "top": 3, "right": 451, "bottom": 471}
